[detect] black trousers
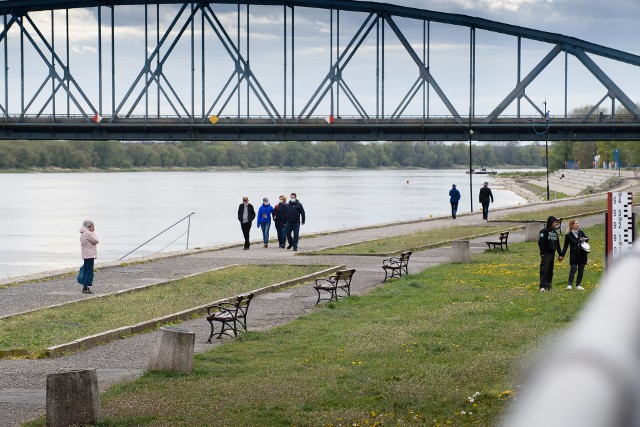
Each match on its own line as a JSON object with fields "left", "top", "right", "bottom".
{"left": 241, "top": 222, "right": 251, "bottom": 248}
{"left": 275, "top": 224, "right": 286, "bottom": 247}
{"left": 450, "top": 202, "right": 458, "bottom": 218}
{"left": 539, "top": 253, "right": 555, "bottom": 289}
{"left": 481, "top": 202, "right": 490, "bottom": 219}
{"left": 568, "top": 264, "right": 585, "bottom": 287}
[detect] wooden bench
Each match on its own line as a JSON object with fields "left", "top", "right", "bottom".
{"left": 485, "top": 231, "right": 509, "bottom": 251}
{"left": 313, "top": 269, "right": 356, "bottom": 305}
{"left": 382, "top": 251, "right": 412, "bottom": 282}
{"left": 205, "top": 293, "right": 254, "bottom": 342}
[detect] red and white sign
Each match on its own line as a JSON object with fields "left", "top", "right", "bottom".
{"left": 607, "top": 191, "right": 634, "bottom": 262}
{"left": 92, "top": 113, "right": 102, "bottom": 124}
{"left": 324, "top": 114, "right": 334, "bottom": 124}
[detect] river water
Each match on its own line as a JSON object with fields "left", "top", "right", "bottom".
{"left": 0, "top": 169, "right": 527, "bottom": 279}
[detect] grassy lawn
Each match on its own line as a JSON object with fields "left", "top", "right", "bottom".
{"left": 61, "top": 225, "right": 604, "bottom": 427}
{"left": 495, "top": 198, "right": 608, "bottom": 222}
{"left": 0, "top": 265, "right": 325, "bottom": 356}
{"left": 312, "top": 225, "right": 510, "bottom": 255}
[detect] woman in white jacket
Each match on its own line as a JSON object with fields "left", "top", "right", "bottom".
{"left": 79, "top": 220, "right": 99, "bottom": 294}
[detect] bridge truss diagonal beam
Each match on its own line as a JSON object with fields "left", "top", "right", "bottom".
{"left": 12, "top": 12, "right": 96, "bottom": 120}
{"left": 484, "top": 44, "right": 562, "bottom": 123}
{"left": 383, "top": 14, "right": 462, "bottom": 124}
{"left": 296, "top": 12, "right": 377, "bottom": 122}
{"left": 112, "top": 2, "right": 193, "bottom": 121}
{"left": 201, "top": 4, "right": 281, "bottom": 122}
{"left": 564, "top": 45, "right": 640, "bottom": 118}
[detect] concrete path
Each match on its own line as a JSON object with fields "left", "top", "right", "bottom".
{"left": 0, "top": 191, "right": 616, "bottom": 427}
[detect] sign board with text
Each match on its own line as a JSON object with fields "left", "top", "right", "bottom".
{"left": 606, "top": 191, "right": 635, "bottom": 263}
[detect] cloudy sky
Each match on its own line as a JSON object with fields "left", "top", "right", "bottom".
{"left": 1, "top": 0, "right": 639, "bottom": 120}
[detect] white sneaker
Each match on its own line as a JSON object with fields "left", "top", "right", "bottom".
{"left": 540, "top": 288, "right": 546, "bottom": 292}
{"left": 576, "top": 286, "right": 585, "bottom": 291}
{"left": 566, "top": 285, "right": 572, "bottom": 290}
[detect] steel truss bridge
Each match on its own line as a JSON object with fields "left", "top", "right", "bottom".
{"left": 0, "top": 0, "right": 639, "bottom": 141}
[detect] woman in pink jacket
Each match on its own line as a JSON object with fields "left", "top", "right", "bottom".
{"left": 79, "top": 220, "right": 99, "bottom": 294}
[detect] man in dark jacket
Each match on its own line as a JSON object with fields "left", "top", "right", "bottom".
{"left": 449, "top": 184, "right": 461, "bottom": 219}
{"left": 284, "top": 192, "right": 305, "bottom": 251}
{"left": 273, "top": 195, "right": 288, "bottom": 248}
{"left": 538, "top": 215, "right": 563, "bottom": 291}
{"left": 237, "top": 196, "right": 256, "bottom": 250}
{"left": 479, "top": 182, "right": 494, "bottom": 220}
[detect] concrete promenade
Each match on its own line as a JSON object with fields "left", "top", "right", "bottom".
{"left": 0, "top": 192, "right": 616, "bottom": 426}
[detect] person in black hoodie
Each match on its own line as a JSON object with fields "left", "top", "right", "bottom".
{"left": 560, "top": 219, "right": 589, "bottom": 291}
{"left": 237, "top": 196, "right": 256, "bottom": 250}
{"left": 284, "top": 192, "right": 305, "bottom": 251}
{"left": 272, "top": 195, "right": 288, "bottom": 248}
{"left": 538, "top": 215, "right": 563, "bottom": 291}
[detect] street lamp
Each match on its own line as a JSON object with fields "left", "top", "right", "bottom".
{"left": 544, "top": 101, "right": 550, "bottom": 201}
{"left": 469, "top": 128, "right": 474, "bottom": 212}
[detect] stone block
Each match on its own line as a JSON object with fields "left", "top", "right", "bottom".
{"left": 148, "top": 326, "right": 195, "bottom": 374}
{"left": 526, "top": 222, "right": 543, "bottom": 242}
{"left": 451, "top": 240, "right": 471, "bottom": 263}
{"left": 46, "top": 342, "right": 80, "bottom": 358}
{"left": 46, "top": 369, "right": 102, "bottom": 427}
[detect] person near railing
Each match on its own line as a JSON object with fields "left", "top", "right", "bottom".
{"left": 79, "top": 220, "right": 99, "bottom": 294}
{"left": 237, "top": 197, "right": 256, "bottom": 250}
{"left": 256, "top": 197, "right": 274, "bottom": 248}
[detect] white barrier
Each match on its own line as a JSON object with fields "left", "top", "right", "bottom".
{"left": 503, "top": 246, "right": 640, "bottom": 426}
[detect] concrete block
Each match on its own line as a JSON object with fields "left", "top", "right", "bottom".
{"left": 451, "top": 240, "right": 471, "bottom": 263}
{"left": 131, "top": 321, "right": 154, "bottom": 335}
{"left": 147, "top": 326, "right": 195, "bottom": 374}
{"left": 526, "top": 222, "right": 543, "bottom": 242}
{"left": 46, "top": 342, "right": 80, "bottom": 358}
{"left": 46, "top": 369, "right": 102, "bottom": 426}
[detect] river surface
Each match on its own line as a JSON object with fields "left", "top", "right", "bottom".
{"left": 0, "top": 169, "right": 527, "bottom": 279}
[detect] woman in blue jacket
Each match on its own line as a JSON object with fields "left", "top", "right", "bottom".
{"left": 449, "top": 184, "right": 461, "bottom": 219}
{"left": 256, "top": 197, "right": 274, "bottom": 248}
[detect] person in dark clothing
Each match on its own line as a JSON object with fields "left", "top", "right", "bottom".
{"left": 538, "top": 215, "right": 563, "bottom": 291}
{"left": 284, "top": 192, "right": 305, "bottom": 251}
{"left": 449, "top": 184, "right": 461, "bottom": 219}
{"left": 560, "top": 219, "right": 589, "bottom": 291}
{"left": 272, "top": 195, "right": 288, "bottom": 248}
{"left": 479, "top": 182, "right": 494, "bottom": 220}
{"left": 237, "top": 196, "right": 256, "bottom": 250}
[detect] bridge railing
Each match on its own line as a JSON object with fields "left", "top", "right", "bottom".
{"left": 8, "top": 114, "right": 640, "bottom": 124}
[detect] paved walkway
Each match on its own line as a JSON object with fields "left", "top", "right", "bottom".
{"left": 0, "top": 192, "right": 615, "bottom": 427}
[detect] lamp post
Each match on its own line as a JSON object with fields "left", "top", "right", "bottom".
{"left": 469, "top": 127, "right": 473, "bottom": 213}
{"left": 544, "top": 101, "right": 550, "bottom": 201}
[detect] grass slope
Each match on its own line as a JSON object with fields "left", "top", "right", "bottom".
{"left": 1, "top": 265, "right": 324, "bottom": 355}
{"left": 55, "top": 225, "right": 605, "bottom": 427}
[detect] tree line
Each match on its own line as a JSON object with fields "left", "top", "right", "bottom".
{"left": 0, "top": 139, "right": 548, "bottom": 170}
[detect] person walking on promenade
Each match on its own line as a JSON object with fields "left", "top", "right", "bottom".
{"left": 256, "top": 197, "right": 274, "bottom": 248}
{"left": 479, "top": 181, "right": 494, "bottom": 220}
{"left": 538, "top": 216, "right": 563, "bottom": 292}
{"left": 560, "top": 219, "right": 589, "bottom": 291}
{"left": 285, "top": 192, "right": 306, "bottom": 251}
{"left": 449, "top": 184, "right": 461, "bottom": 219}
{"left": 237, "top": 196, "right": 256, "bottom": 250}
{"left": 79, "top": 220, "right": 99, "bottom": 294}
{"left": 273, "top": 195, "right": 288, "bottom": 248}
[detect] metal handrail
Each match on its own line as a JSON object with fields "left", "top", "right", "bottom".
{"left": 119, "top": 212, "right": 195, "bottom": 260}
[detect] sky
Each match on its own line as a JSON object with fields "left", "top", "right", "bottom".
{"left": 0, "top": 0, "right": 638, "bottom": 121}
